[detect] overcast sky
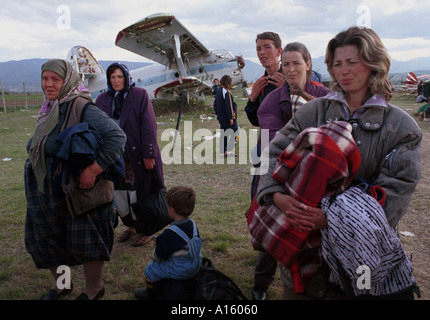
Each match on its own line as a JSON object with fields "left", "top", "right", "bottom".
{"left": 0, "top": 0, "right": 429, "bottom": 65}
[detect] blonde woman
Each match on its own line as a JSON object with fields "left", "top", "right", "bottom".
{"left": 257, "top": 27, "right": 422, "bottom": 300}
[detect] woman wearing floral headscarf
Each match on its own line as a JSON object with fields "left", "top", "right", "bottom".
{"left": 25, "top": 59, "right": 126, "bottom": 300}
{"left": 96, "top": 63, "right": 165, "bottom": 247}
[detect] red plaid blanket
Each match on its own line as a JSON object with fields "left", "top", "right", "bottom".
{"left": 247, "top": 121, "right": 361, "bottom": 293}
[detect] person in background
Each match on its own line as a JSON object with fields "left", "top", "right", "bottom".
{"left": 257, "top": 26, "right": 422, "bottom": 300}
{"left": 245, "top": 32, "right": 285, "bottom": 127}
{"left": 244, "top": 32, "right": 285, "bottom": 301}
{"left": 417, "top": 80, "right": 424, "bottom": 95}
{"left": 96, "top": 63, "right": 165, "bottom": 247}
{"left": 212, "top": 78, "right": 220, "bottom": 112}
{"left": 416, "top": 81, "right": 428, "bottom": 103}
{"left": 252, "top": 42, "right": 328, "bottom": 301}
{"left": 258, "top": 42, "right": 329, "bottom": 142}
{"left": 25, "top": 59, "right": 126, "bottom": 300}
{"left": 214, "top": 75, "right": 239, "bottom": 157}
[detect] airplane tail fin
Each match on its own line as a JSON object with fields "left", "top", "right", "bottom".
{"left": 406, "top": 72, "right": 418, "bottom": 85}
{"left": 67, "top": 46, "right": 104, "bottom": 85}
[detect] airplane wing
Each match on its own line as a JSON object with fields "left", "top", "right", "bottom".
{"left": 115, "top": 13, "right": 209, "bottom": 69}
{"left": 154, "top": 77, "right": 212, "bottom": 100}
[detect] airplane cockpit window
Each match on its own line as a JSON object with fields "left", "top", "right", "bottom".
{"left": 209, "top": 50, "right": 236, "bottom": 63}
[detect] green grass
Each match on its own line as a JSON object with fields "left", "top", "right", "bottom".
{"left": 0, "top": 89, "right": 283, "bottom": 300}
{"left": 0, "top": 90, "right": 428, "bottom": 300}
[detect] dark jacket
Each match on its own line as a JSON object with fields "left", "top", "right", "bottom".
{"left": 55, "top": 122, "right": 124, "bottom": 184}
{"left": 215, "top": 86, "right": 237, "bottom": 122}
{"left": 154, "top": 218, "right": 201, "bottom": 260}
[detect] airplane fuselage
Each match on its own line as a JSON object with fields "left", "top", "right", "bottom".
{"left": 86, "top": 50, "right": 244, "bottom": 101}
{"left": 68, "top": 14, "right": 246, "bottom": 102}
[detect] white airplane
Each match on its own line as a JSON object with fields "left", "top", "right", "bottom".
{"left": 66, "top": 13, "right": 246, "bottom": 101}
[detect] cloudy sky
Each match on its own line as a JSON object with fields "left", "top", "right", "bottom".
{"left": 0, "top": 0, "right": 429, "bottom": 64}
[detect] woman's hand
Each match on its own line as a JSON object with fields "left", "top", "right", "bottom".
{"left": 143, "top": 158, "right": 155, "bottom": 170}
{"left": 273, "top": 192, "right": 327, "bottom": 232}
{"left": 78, "top": 161, "right": 103, "bottom": 189}
{"left": 249, "top": 77, "right": 268, "bottom": 102}
{"left": 267, "top": 72, "right": 286, "bottom": 88}
{"left": 249, "top": 73, "right": 286, "bottom": 102}
{"left": 290, "top": 85, "right": 315, "bottom": 101}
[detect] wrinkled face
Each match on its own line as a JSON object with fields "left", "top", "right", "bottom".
{"left": 256, "top": 39, "right": 282, "bottom": 70}
{"left": 332, "top": 45, "right": 372, "bottom": 98}
{"left": 42, "top": 70, "right": 64, "bottom": 101}
{"left": 109, "top": 68, "right": 125, "bottom": 92}
{"left": 281, "top": 51, "right": 310, "bottom": 88}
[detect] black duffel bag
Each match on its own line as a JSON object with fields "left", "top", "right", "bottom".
{"left": 131, "top": 170, "right": 172, "bottom": 236}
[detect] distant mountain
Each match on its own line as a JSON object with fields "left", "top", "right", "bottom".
{"left": 0, "top": 59, "right": 48, "bottom": 91}
{"left": 241, "top": 60, "right": 264, "bottom": 83}
{"left": 1, "top": 56, "right": 429, "bottom": 92}
{"left": 0, "top": 59, "right": 151, "bottom": 92}
{"left": 390, "top": 56, "right": 430, "bottom": 74}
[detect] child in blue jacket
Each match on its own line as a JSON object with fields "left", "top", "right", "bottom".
{"left": 134, "top": 186, "right": 202, "bottom": 299}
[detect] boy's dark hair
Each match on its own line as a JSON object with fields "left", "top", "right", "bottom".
{"left": 220, "top": 75, "right": 232, "bottom": 87}
{"left": 166, "top": 186, "right": 196, "bottom": 217}
{"left": 256, "top": 32, "right": 282, "bottom": 49}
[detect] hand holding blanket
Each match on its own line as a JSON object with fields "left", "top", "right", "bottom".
{"left": 247, "top": 121, "right": 361, "bottom": 293}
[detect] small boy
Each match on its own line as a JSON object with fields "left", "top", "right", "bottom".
{"left": 134, "top": 186, "right": 202, "bottom": 300}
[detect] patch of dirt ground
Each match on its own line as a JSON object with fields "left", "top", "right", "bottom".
{"left": 398, "top": 129, "right": 430, "bottom": 300}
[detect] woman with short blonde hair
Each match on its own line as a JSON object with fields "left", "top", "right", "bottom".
{"left": 257, "top": 26, "right": 422, "bottom": 300}
{"left": 325, "top": 26, "right": 392, "bottom": 102}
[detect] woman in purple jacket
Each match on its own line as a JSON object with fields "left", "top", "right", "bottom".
{"left": 96, "top": 63, "right": 165, "bottom": 247}
{"left": 257, "top": 42, "right": 329, "bottom": 144}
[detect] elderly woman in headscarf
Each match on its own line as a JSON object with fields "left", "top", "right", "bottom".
{"left": 25, "top": 59, "right": 126, "bottom": 300}
{"left": 96, "top": 63, "right": 165, "bottom": 247}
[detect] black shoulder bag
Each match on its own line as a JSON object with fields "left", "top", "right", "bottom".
{"left": 131, "top": 168, "right": 172, "bottom": 236}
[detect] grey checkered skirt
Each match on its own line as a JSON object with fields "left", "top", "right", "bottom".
{"left": 24, "top": 158, "right": 117, "bottom": 269}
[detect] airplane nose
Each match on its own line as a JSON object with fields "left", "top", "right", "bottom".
{"left": 236, "top": 55, "right": 245, "bottom": 69}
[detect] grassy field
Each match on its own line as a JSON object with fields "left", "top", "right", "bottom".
{"left": 1, "top": 92, "right": 44, "bottom": 111}
{"left": 0, "top": 89, "right": 428, "bottom": 300}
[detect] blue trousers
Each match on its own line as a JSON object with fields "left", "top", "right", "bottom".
{"left": 219, "top": 120, "right": 239, "bottom": 154}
